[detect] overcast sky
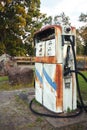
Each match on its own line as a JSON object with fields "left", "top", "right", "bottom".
{"left": 40, "top": 0, "right": 87, "bottom": 28}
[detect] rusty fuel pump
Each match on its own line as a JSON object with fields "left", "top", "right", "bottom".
{"left": 30, "top": 25, "right": 87, "bottom": 118}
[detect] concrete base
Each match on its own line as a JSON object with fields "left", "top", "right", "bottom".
{"left": 46, "top": 113, "right": 87, "bottom": 130}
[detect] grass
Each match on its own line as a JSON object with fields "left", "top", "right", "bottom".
{"left": 0, "top": 76, "right": 34, "bottom": 91}
{"left": 78, "top": 71, "right": 87, "bottom": 100}
{"left": 0, "top": 76, "right": 8, "bottom": 82}
{"left": 78, "top": 71, "right": 87, "bottom": 88}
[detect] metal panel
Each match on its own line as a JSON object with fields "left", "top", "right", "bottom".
{"left": 34, "top": 25, "right": 77, "bottom": 113}
{"left": 43, "top": 64, "right": 57, "bottom": 112}
{"left": 35, "top": 56, "right": 57, "bottom": 64}
{"left": 55, "top": 28, "right": 63, "bottom": 63}
{"left": 72, "top": 73, "right": 77, "bottom": 109}
{"left": 36, "top": 41, "right": 45, "bottom": 57}
{"left": 62, "top": 43, "right": 77, "bottom": 111}
{"left": 35, "top": 63, "right": 43, "bottom": 104}
{"left": 63, "top": 77, "right": 73, "bottom": 111}
{"left": 46, "top": 39, "right": 55, "bottom": 56}
{"left": 42, "top": 64, "right": 63, "bottom": 113}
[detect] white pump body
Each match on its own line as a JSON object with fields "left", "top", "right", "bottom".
{"left": 34, "top": 25, "right": 77, "bottom": 113}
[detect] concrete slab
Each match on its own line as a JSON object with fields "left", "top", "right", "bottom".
{"left": 46, "top": 112, "right": 87, "bottom": 129}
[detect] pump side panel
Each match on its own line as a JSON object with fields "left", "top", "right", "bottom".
{"left": 43, "top": 64, "right": 63, "bottom": 113}
{"left": 35, "top": 63, "right": 43, "bottom": 104}
{"left": 62, "top": 35, "right": 77, "bottom": 111}
{"left": 72, "top": 73, "right": 77, "bottom": 109}
{"left": 63, "top": 78, "right": 73, "bottom": 111}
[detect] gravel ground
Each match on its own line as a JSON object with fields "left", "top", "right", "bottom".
{"left": 0, "top": 88, "right": 54, "bottom": 130}
{"left": 0, "top": 87, "right": 87, "bottom": 130}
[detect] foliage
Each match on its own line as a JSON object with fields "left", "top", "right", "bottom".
{"left": 44, "top": 12, "right": 71, "bottom": 26}
{"left": 79, "top": 13, "right": 87, "bottom": 23}
{"left": 76, "top": 29, "right": 84, "bottom": 55}
{"left": 23, "top": 0, "right": 47, "bottom": 45}
{"left": 78, "top": 13, "right": 87, "bottom": 55}
{"left": 0, "top": 76, "right": 8, "bottom": 82}
{"left": 44, "top": 16, "right": 52, "bottom": 25}
{"left": 78, "top": 71, "right": 87, "bottom": 100}
{"left": 54, "top": 12, "right": 70, "bottom": 25}
{"left": 24, "top": 43, "right": 34, "bottom": 56}
{"left": 0, "top": 0, "right": 46, "bottom": 56}
{"left": 79, "top": 26, "right": 87, "bottom": 55}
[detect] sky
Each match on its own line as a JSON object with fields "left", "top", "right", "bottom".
{"left": 40, "top": 0, "right": 87, "bottom": 28}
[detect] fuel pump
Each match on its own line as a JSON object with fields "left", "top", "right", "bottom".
{"left": 30, "top": 25, "right": 87, "bottom": 117}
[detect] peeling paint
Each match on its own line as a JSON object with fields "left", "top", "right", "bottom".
{"left": 34, "top": 25, "right": 77, "bottom": 113}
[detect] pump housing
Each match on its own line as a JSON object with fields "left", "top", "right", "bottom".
{"left": 34, "top": 25, "right": 77, "bottom": 113}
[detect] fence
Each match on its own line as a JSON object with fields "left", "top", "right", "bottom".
{"left": 14, "top": 56, "right": 87, "bottom": 70}
{"left": 76, "top": 56, "right": 87, "bottom": 70}
{"left": 14, "top": 56, "right": 35, "bottom": 65}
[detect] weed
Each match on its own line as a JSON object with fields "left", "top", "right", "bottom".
{"left": 35, "top": 117, "right": 43, "bottom": 123}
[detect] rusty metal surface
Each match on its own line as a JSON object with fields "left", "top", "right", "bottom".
{"left": 35, "top": 63, "right": 43, "bottom": 104}
{"left": 35, "top": 25, "right": 77, "bottom": 113}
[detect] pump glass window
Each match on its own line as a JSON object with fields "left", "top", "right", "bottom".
{"left": 34, "top": 28, "right": 56, "bottom": 57}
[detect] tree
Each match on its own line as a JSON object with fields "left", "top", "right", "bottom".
{"left": 43, "top": 16, "right": 52, "bottom": 25}
{"left": 22, "top": 0, "right": 46, "bottom": 45}
{"left": 0, "top": 0, "right": 27, "bottom": 56}
{"left": 76, "top": 29, "right": 84, "bottom": 55}
{"left": 79, "top": 13, "right": 87, "bottom": 55}
{"left": 44, "top": 12, "right": 71, "bottom": 26}
{"left": 23, "top": 0, "right": 47, "bottom": 56}
{"left": 0, "top": 0, "right": 46, "bottom": 56}
{"left": 54, "top": 12, "right": 71, "bottom": 25}
{"left": 79, "top": 13, "right": 87, "bottom": 23}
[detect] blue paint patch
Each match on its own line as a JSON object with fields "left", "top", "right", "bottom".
{"left": 35, "top": 69, "right": 43, "bottom": 84}
{"left": 43, "top": 68, "right": 56, "bottom": 90}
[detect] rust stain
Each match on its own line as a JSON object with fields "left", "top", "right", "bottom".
{"left": 71, "top": 26, "right": 75, "bottom": 30}
{"left": 55, "top": 27, "right": 62, "bottom": 48}
{"left": 34, "top": 25, "right": 62, "bottom": 36}
{"left": 55, "top": 27, "right": 62, "bottom": 63}
{"left": 71, "top": 27, "right": 76, "bottom": 34}
{"left": 35, "top": 56, "right": 57, "bottom": 63}
{"left": 55, "top": 64, "right": 63, "bottom": 110}
{"left": 51, "top": 87, "right": 54, "bottom": 93}
{"left": 55, "top": 27, "right": 62, "bottom": 38}
{"left": 35, "top": 76, "right": 43, "bottom": 88}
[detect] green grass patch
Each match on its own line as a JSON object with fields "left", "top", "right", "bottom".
{"left": 0, "top": 76, "right": 8, "bottom": 82}
{"left": 0, "top": 81, "right": 34, "bottom": 91}
{"left": 78, "top": 71, "right": 87, "bottom": 100}
{"left": 0, "top": 76, "right": 34, "bottom": 91}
